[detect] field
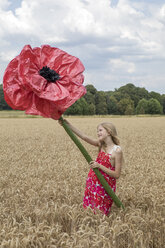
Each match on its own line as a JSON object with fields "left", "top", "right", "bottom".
{"left": 0, "top": 115, "right": 164, "bottom": 248}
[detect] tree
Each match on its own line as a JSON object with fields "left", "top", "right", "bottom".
{"left": 84, "top": 85, "right": 97, "bottom": 113}
{"left": 136, "top": 98, "right": 148, "bottom": 114}
{"left": 117, "top": 98, "right": 134, "bottom": 115}
{"left": 117, "top": 84, "right": 138, "bottom": 106}
{"left": 64, "top": 98, "right": 89, "bottom": 115}
{"left": 0, "top": 84, "right": 12, "bottom": 110}
{"left": 112, "top": 91, "right": 123, "bottom": 102}
{"left": 147, "top": 98, "right": 163, "bottom": 114}
{"left": 161, "top": 94, "right": 165, "bottom": 114}
{"left": 125, "top": 104, "right": 134, "bottom": 115}
{"left": 95, "top": 91, "right": 108, "bottom": 115}
{"left": 1, "top": 82, "right": 165, "bottom": 116}
{"left": 88, "top": 103, "right": 96, "bottom": 115}
{"left": 135, "top": 87, "right": 150, "bottom": 102}
{"left": 116, "top": 83, "right": 151, "bottom": 107}
{"left": 107, "top": 96, "right": 119, "bottom": 115}
{"left": 84, "top": 91, "right": 95, "bottom": 105}
{"left": 117, "top": 83, "right": 150, "bottom": 107}
{"left": 85, "top": 84, "right": 97, "bottom": 95}
{"left": 150, "top": 91, "right": 162, "bottom": 105}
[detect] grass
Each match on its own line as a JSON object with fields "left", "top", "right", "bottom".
{"left": 0, "top": 110, "right": 41, "bottom": 118}
{"left": 0, "top": 110, "right": 164, "bottom": 118}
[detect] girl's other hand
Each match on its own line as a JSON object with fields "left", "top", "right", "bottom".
{"left": 58, "top": 119, "right": 63, "bottom": 125}
{"left": 58, "top": 118, "right": 70, "bottom": 126}
{"left": 89, "top": 161, "right": 100, "bottom": 169}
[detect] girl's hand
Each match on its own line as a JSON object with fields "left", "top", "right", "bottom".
{"left": 58, "top": 119, "right": 63, "bottom": 125}
{"left": 89, "top": 161, "right": 100, "bottom": 169}
{"left": 58, "top": 119, "right": 69, "bottom": 126}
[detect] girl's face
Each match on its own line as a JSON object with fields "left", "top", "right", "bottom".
{"left": 97, "top": 125, "right": 109, "bottom": 141}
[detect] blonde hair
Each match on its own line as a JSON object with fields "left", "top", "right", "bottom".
{"left": 98, "top": 122, "right": 120, "bottom": 151}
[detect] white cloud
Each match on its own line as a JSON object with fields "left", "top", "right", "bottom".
{"left": 110, "top": 58, "right": 135, "bottom": 73}
{"left": 0, "top": 0, "right": 165, "bottom": 93}
{"left": 0, "top": 0, "right": 10, "bottom": 9}
{"left": 0, "top": 50, "right": 18, "bottom": 62}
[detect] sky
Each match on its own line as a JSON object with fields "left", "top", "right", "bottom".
{"left": 0, "top": 0, "right": 165, "bottom": 94}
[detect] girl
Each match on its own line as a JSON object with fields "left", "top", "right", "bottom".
{"left": 59, "top": 119, "right": 123, "bottom": 216}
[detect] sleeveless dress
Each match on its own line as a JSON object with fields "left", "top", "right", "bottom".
{"left": 83, "top": 145, "right": 120, "bottom": 216}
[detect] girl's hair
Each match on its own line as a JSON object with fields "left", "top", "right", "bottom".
{"left": 98, "top": 122, "right": 120, "bottom": 151}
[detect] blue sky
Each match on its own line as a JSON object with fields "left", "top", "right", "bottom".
{"left": 0, "top": 0, "right": 165, "bottom": 94}
{"left": 6, "top": 0, "right": 22, "bottom": 10}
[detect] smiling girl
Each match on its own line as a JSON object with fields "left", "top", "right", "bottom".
{"left": 59, "top": 119, "right": 123, "bottom": 216}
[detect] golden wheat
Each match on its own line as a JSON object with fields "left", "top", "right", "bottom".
{"left": 0, "top": 116, "right": 164, "bottom": 248}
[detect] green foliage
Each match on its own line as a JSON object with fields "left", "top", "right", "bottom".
{"left": 107, "top": 96, "right": 119, "bottom": 115}
{"left": 84, "top": 91, "right": 95, "bottom": 105}
{"left": 64, "top": 98, "right": 89, "bottom": 115}
{"left": 83, "top": 85, "right": 96, "bottom": 114}
{"left": 1, "top": 82, "right": 164, "bottom": 115}
{"left": 117, "top": 97, "right": 134, "bottom": 115}
{"left": 85, "top": 84, "right": 97, "bottom": 95}
{"left": 95, "top": 91, "right": 108, "bottom": 115}
{"left": 161, "top": 94, "right": 165, "bottom": 114}
{"left": 136, "top": 98, "right": 163, "bottom": 115}
{"left": 125, "top": 104, "right": 134, "bottom": 115}
{"left": 112, "top": 91, "right": 123, "bottom": 102}
{"left": 88, "top": 103, "right": 96, "bottom": 115}
{"left": 136, "top": 98, "right": 149, "bottom": 114}
{"left": 0, "top": 84, "right": 12, "bottom": 110}
{"left": 147, "top": 98, "right": 163, "bottom": 114}
{"left": 116, "top": 83, "right": 150, "bottom": 107}
{"left": 149, "top": 91, "right": 162, "bottom": 105}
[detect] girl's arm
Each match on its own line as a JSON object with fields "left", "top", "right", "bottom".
{"left": 59, "top": 119, "right": 99, "bottom": 147}
{"left": 90, "top": 148, "right": 123, "bottom": 179}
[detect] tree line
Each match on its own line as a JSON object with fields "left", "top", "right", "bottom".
{"left": 0, "top": 83, "right": 165, "bottom": 115}
{"left": 65, "top": 83, "right": 165, "bottom": 115}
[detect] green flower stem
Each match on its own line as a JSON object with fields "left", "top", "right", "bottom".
{"left": 59, "top": 116, "right": 124, "bottom": 209}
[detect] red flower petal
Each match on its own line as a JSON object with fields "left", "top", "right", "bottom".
{"left": 3, "top": 44, "right": 86, "bottom": 119}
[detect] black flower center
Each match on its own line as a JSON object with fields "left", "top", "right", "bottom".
{"left": 39, "top": 66, "right": 60, "bottom": 82}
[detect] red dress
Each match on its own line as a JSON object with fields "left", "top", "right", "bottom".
{"left": 83, "top": 150, "right": 116, "bottom": 216}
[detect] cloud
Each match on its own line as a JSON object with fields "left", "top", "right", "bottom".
{"left": 0, "top": 0, "right": 165, "bottom": 93}
{"left": 0, "top": 50, "right": 18, "bottom": 62}
{"left": 0, "top": 0, "right": 10, "bottom": 9}
{"left": 110, "top": 59, "right": 135, "bottom": 73}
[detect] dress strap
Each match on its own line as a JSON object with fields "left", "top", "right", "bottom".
{"left": 112, "top": 145, "right": 121, "bottom": 152}
{"left": 101, "top": 145, "right": 121, "bottom": 155}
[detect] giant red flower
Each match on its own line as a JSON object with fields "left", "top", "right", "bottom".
{"left": 3, "top": 45, "right": 86, "bottom": 119}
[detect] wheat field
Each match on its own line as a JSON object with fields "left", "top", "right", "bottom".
{"left": 0, "top": 116, "right": 164, "bottom": 248}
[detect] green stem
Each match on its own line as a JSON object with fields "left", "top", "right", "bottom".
{"left": 59, "top": 116, "right": 124, "bottom": 209}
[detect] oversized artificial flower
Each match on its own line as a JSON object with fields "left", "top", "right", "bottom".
{"left": 3, "top": 44, "right": 124, "bottom": 210}
{"left": 3, "top": 45, "right": 86, "bottom": 119}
